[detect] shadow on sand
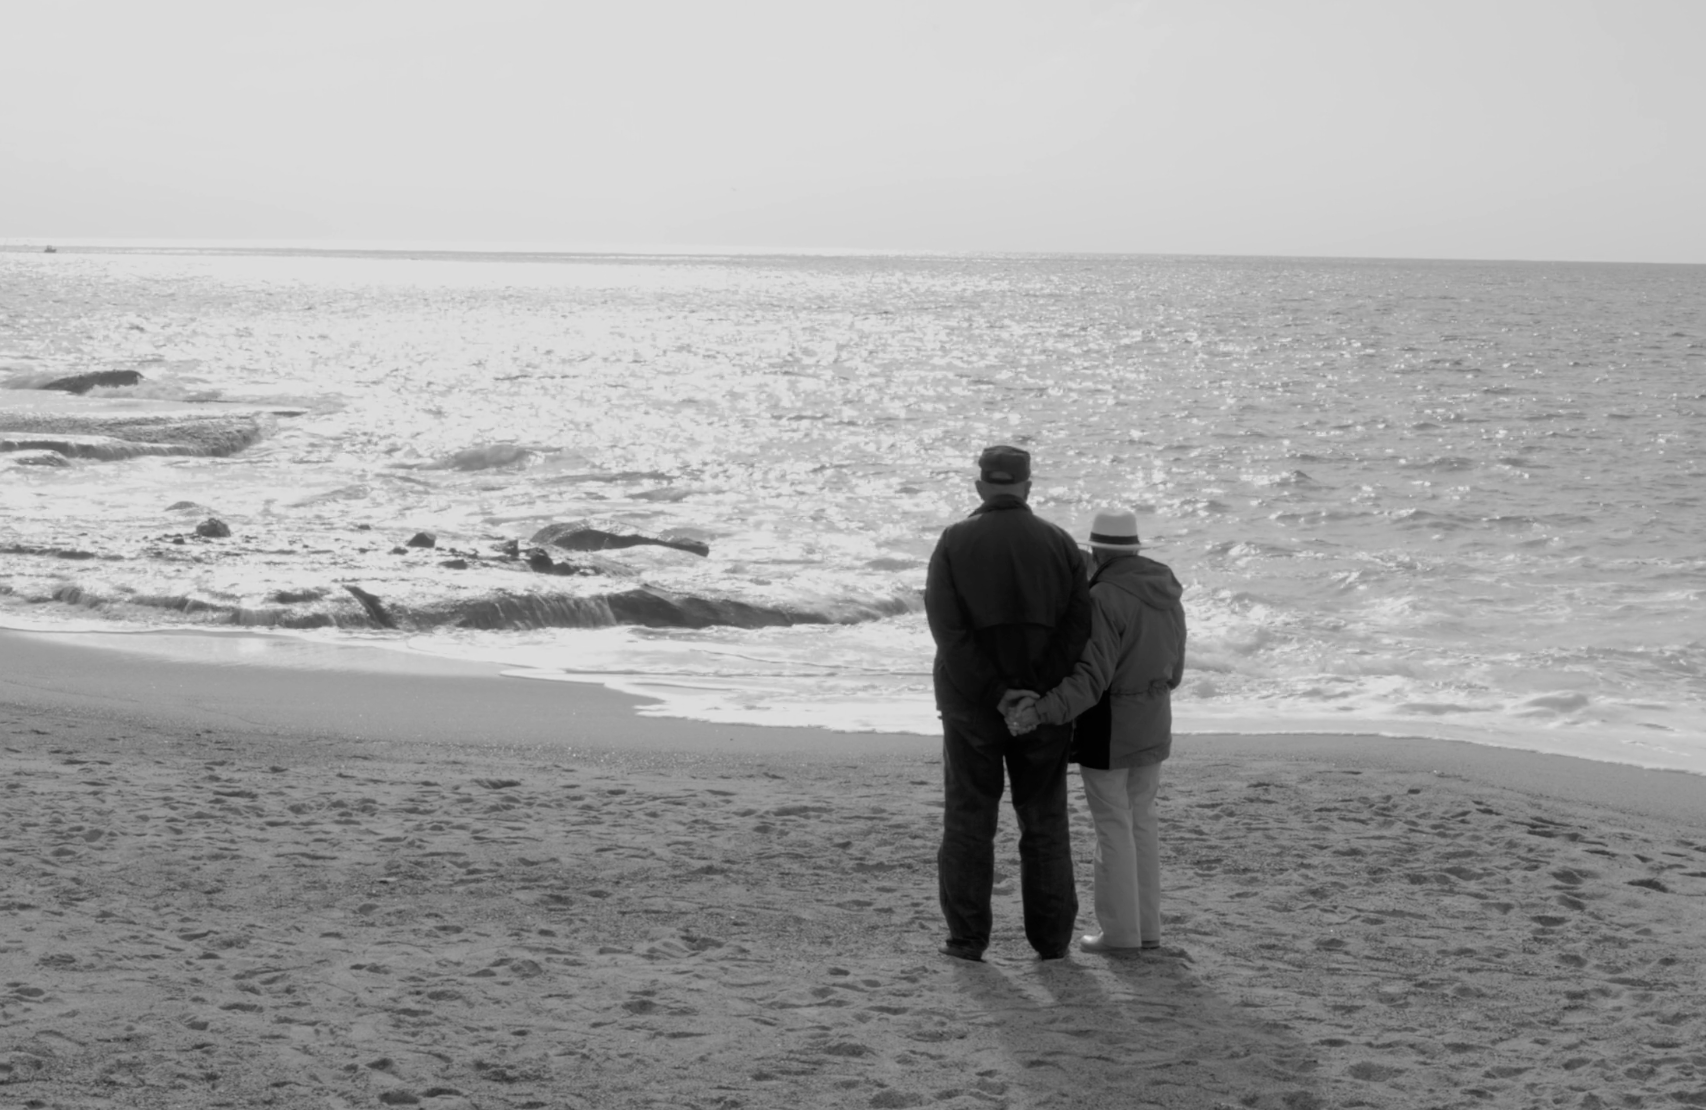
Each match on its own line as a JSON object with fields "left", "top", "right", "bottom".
{"left": 948, "top": 948, "right": 1324, "bottom": 1110}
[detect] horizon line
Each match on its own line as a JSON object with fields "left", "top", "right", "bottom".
{"left": 3, "top": 237, "right": 1703, "bottom": 269}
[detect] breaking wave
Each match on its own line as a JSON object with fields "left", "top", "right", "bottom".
{"left": 30, "top": 581, "right": 921, "bottom": 633}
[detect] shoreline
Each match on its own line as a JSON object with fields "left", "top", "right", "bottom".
{"left": 4, "top": 627, "right": 1704, "bottom": 821}
{"left": 4, "top": 627, "right": 1706, "bottom": 1107}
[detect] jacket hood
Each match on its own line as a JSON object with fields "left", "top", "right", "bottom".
{"left": 1094, "top": 554, "right": 1183, "bottom": 611}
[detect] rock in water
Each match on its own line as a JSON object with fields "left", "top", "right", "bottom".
{"left": 0, "top": 412, "right": 267, "bottom": 458}
{"left": 529, "top": 522, "right": 710, "bottom": 557}
{"left": 196, "top": 518, "right": 231, "bottom": 538}
{"left": 406, "top": 531, "right": 437, "bottom": 548}
{"left": 343, "top": 585, "right": 397, "bottom": 629}
{"left": 38, "top": 370, "right": 144, "bottom": 394}
{"left": 519, "top": 547, "right": 603, "bottom": 577}
{"left": 270, "top": 588, "right": 327, "bottom": 603}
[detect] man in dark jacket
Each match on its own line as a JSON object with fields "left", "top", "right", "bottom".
{"left": 925, "top": 445, "right": 1092, "bottom": 961}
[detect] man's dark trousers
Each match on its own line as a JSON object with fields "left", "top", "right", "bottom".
{"left": 938, "top": 708, "right": 1078, "bottom": 958}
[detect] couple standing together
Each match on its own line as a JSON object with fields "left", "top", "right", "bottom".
{"left": 925, "top": 445, "right": 1187, "bottom": 961}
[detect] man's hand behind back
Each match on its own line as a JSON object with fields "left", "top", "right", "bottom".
{"left": 999, "top": 688, "right": 1041, "bottom": 736}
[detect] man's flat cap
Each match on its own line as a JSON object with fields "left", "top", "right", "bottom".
{"left": 978, "top": 445, "right": 1031, "bottom": 484}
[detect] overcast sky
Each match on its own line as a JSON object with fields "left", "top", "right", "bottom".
{"left": 3, "top": 0, "right": 1701, "bottom": 262}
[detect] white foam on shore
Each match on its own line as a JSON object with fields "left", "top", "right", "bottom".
{"left": 495, "top": 665, "right": 1706, "bottom": 776}
{"left": 11, "top": 619, "right": 1700, "bottom": 777}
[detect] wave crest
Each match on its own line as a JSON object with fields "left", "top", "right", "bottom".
{"left": 30, "top": 581, "right": 920, "bottom": 634}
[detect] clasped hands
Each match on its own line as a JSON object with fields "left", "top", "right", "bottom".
{"left": 998, "top": 688, "right": 1042, "bottom": 736}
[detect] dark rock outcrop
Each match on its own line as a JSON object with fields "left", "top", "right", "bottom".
{"left": 38, "top": 370, "right": 145, "bottom": 394}
{"left": 0, "top": 414, "right": 267, "bottom": 459}
{"left": 516, "top": 548, "right": 634, "bottom": 580}
{"left": 520, "top": 548, "right": 601, "bottom": 576}
{"left": 0, "top": 433, "right": 203, "bottom": 461}
{"left": 406, "top": 532, "right": 437, "bottom": 548}
{"left": 343, "top": 585, "right": 397, "bottom": 629}
{"left": 530, "top": 522, "right": 710, "bottom": 558}
{"left": 270, "top": 588, "right": 327, "bottom": 604}
{"left": 196, "top": 518, "right": 231, "bottom": 538}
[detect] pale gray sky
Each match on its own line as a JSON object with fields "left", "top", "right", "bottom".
{"left": 3, "top": 0, "right": 1702, "bottom": 262}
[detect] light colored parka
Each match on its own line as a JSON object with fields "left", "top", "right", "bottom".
{"left": 1033, "top": 552, "right": 1186, "bottom": 770}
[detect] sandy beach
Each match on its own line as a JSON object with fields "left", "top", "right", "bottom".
{"left": 3, "top": 630, "right": 1705, "bottom": 1110}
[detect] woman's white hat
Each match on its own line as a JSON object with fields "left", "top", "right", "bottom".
{"left": 1087, "top": 507, "right": 1142, "bottom": 550}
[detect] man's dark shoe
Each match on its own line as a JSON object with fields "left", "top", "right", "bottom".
{"left": 1036, "top": 947, "right": 1069, "bottom": 961}
{"left": 939, "top": 943, "right": 984, "bottom": 962}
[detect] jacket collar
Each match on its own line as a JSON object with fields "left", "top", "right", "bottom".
{"left": 1089, "top": 551, "right": 1139, "bottom": 585}
{"left": 971, "top": 494, "right": 1031, "bottom": 517}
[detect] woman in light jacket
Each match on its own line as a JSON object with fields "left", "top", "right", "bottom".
{"left": 1003, "top": 507, "right": 1186, "bottom": 952}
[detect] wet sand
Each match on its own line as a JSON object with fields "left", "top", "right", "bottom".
{"left": 2, "top": 629, "right": 1704, "bottom": 1109}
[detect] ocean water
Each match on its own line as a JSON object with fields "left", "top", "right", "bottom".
{"left": 2, "top": 246, "right": 1703, "bottom": 771}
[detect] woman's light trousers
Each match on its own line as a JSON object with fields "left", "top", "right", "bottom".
{"left": 1079, "top": 763, "right": 1162, "bottom": 947}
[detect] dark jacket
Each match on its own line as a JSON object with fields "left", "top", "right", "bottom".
{"left": 1034, "top": 553, "right": 1185, "bottom": 769}
{"left": 925, "top": 496, "right": 1092, "bottom": 717}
